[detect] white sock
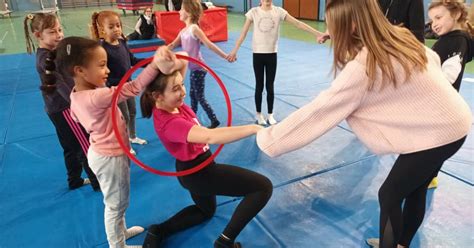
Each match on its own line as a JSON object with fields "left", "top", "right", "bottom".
{"left": 125, "top": 226, "right": 145, "bottom": 240}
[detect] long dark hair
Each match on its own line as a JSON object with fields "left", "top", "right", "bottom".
{"left": 39, "top": 50, "right": 57, "bottom": 94}
{"left": 140, "top": 71, "right": 180, "bottom": 118}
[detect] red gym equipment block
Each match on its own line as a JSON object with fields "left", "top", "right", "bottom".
{"left": 117, "top": 0, "right": 153, "bottom": 11}
{"left": 155, "top": 7, "right": 228, "bottom": 44}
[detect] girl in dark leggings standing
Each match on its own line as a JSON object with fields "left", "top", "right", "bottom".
{"left": 228, "top": 0, "right": 326, "bottom": 126}
{"left": 24, "top": 13, "right": 100, "bottom": 191}
{"left": 140, "top": 60, "right": 273, "bottom": 248}
{"left": 255, "top": 0, "right": 471, "bottom": 247}
{"left": 376, "top": 137, "right": 465, "bottom": 247}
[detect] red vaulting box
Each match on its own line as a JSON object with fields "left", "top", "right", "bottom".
{"left": 117, "top": 0, "right": 153, "bottom": 11}
{"left": 155, "top": 7, "right": 228, "bottom": 44}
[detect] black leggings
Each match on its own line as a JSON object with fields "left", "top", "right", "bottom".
{"left": 159, "top": 150, "right": 273, "bottom": 241}
{"left": 253, "top": 53, "right": 277, "bottom": 113}
{"left": 378, "top": 136, "right": 466, "bottom": 247}
{"left": 127, "top": 31, "right": 154, "bottom": 40}
{"left": 48, "top": 109, "right": 99, "bottom": 190}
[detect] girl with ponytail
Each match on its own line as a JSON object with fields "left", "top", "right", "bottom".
{"left": 421, "top": 1, "right": 474, "bottom": 190}
{"left": 429, "top": 0, "right": 473, "bottom": 91}
{"left": 139, "top": 61, "right": 273, "bottom": 248}
{"left": 23, "top": 13, "right": 100, "bottom": 191}
{"left": 57, "top": 39, "right": 180, "bottom": 247}
{"left": 90, "top": 10, "right": 147, "bottom": 155}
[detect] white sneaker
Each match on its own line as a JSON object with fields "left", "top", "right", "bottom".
{"left": 366, "top": 238, "right": 379, "bottom": 247}
{"left": 125, "top": 245, "right": 142, "bottom": 248}
{"left": 130, "top": 148, "right": 136, "bottom": 155}
{"left": 256, "top": 113, "right": 267, "bottom": 125}
{"left": 83, "top": 178, "right": 91, "bottom": 185}
{"left": 130, "top": 137, "right": 148, "bottom": 145}
{"left": 125, "top": 226, "right": 145, "bottom": 240}
{"left": 267, "top": 113, "right": 277, "bottom": 125}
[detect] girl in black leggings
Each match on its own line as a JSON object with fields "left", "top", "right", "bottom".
{"left": 227, "top": 0, "right": 327, "bottom": 126}
{"left": 378, "top": 137, "right": 466, "bottom": 247}
{"left": 254, "top": 1, "right": 472, "bottom": 247}
{"left": 140, "top": 53, "right": 273, "bottom": 248}
{"left": 253, "top": 53, "right": 277, "bottom": 124}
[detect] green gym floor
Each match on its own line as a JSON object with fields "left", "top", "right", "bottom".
{"left": 2, "top": 4, "right": 471, "bottom": 72}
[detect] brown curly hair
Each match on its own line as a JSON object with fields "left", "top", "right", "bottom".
{"left": 90, "top": 10, "right": 126, "bottom": 40}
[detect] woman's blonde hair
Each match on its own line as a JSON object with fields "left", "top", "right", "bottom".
{"left": 182, "top": 0, "right": 203, "bottom": 24}
{"left": 429, "top": 0, "right": 474, "bottom": 36}
{"left": 326, "top": 0, "right": 427, "bottom": 89}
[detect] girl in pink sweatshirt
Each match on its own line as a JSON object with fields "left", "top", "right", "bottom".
{"left": 256, "top": 0, "right": 471, "bottom": 247}
{"left": 52, "top": 37, "right": 183, "bottom": 248}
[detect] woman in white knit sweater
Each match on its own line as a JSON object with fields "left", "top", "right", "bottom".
{"left": 256, "top": 0, "right": 471, "bottom": 247}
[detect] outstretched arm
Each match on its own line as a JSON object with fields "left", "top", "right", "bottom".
{"left": 168, "top": 31, "right": 182, "bottom": 50}
{"left": 187, "top": 124, "right": 263, "bottom": 145}
{"left": 193, "top": 25, "right": 228, "bottom": 59}
{"left": 317, "top": 29, "right": 330, "bottom": 44}
{"left": 256, "top": 61, "right": 367, "bottom": 157}
{"left": 284, "top": 14, "right": 327, "bottom": 42}
{"left": 228, "top": 18, "right": 252, "bottom": 62}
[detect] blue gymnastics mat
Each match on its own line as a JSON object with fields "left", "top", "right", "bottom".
{"left": 0, "top": 32, "right": 472, "bottom": 247}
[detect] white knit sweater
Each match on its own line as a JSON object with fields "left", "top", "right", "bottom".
{"left": 257, "top": 47, "right": 472, "bottom": 157}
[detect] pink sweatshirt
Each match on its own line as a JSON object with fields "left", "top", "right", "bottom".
{"left": 70, "top": 65, "right": 158, "bottom": 156}
{"left": 257, "top": 47, "right": 472, "bottom": 157}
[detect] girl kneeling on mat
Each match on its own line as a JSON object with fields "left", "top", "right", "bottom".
{"left": 140, "top": 59, "right": 273, "bottom": 248}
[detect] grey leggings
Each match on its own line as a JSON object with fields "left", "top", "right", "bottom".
{"left": 118, "top": 97, "right": 137, "bottom": 139}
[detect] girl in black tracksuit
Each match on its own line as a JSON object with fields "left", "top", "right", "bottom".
{"left": 429, "top": 1, "right": 473, "bottom": 91}
{"left": 24, "top": 13, "right": 99, "bottom": 190}
{"left": 422, "top": 0, "right": 474, "bottom": 190}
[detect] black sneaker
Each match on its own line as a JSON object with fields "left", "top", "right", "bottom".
{"left": 214, "top": 238, "right": 242, "bottom": 248}
{"left": 143, "top": 224, "right": 165, "bottom": 248}
{"left": 92, "top": 185, "right": 101, "bottom": 192}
